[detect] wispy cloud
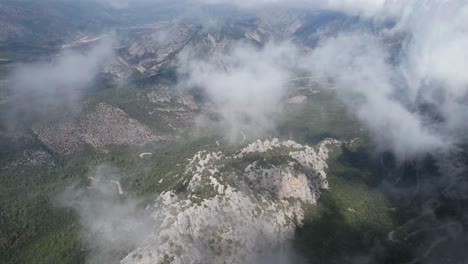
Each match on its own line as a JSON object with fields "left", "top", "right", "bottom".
{"left": 301, "top": 1, "right": 468, "bottom": 159}
{"left": 5, "top": 37, "right": 114, "bottom": 128}
{"left": 57, "top": 165, "right": 152, "bottom": 264}
{"left": 178, "top": 41, "right": 301, "bottom": 142}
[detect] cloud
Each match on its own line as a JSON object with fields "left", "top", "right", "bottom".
{"left": 60, "top": 164, "right": 308, "bottom": 264}
{"left": 178, "top": 41, "right": 301, "bottom": 142}
{"left": 397, "top": 1, "right": 468, "bottom": 139}
{"left": 57, "top": 165, "right": 153, "bottom": 264}
{"left": 175, "top": 0, "right": 468, "bottom": 157}
{"left": 5, "top": 37, "right": 114, "bottom": 128}
{"left": 45, "top": 1, "right": 468, "bottom": 262}
{"left": 295, "top": 0, "right": 468, "bottom": 159}
{"left": 303, "top": 32, "right": 446, "bottom": 159}
{"left": 295, "top": 1, "right": 468, "bottom": 261}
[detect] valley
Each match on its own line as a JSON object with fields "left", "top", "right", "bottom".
{"left": 1, "top": 1, "right": 466, "bottom": 264}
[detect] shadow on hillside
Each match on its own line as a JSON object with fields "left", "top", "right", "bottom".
{"left": 293, "top": 144, "right": 413, "bottom": 264}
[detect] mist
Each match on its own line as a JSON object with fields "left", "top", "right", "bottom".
{"left": 299, "top": 1, "right": 468, "bottom": 160}
{"left": 5, "top": 37, "right": 114, "bottom": 129}
{"left": 178, "top": 41, "right": 302, "bottom": 142}
{"left": 295, "top": 1, "right": 468, "bottom": 261}
{"left": 303, "top": 32, "right": 447, "bottom": 159}
{"left": 17, "top": 0, "right": 468, "bottom": 263}
{"left": 174, "top": 2, "right": 468, "bottom": 260}
{"left": 174, "top": 0, "right": 468, "bottom": 158}
{"left": 57, "top": 165, "right": 153, "bottom": 264}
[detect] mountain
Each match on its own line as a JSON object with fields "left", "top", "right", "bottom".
{"left": 1, "top": 1, "right": 465, "bottom": 264}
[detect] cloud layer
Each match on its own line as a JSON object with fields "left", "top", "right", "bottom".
{"left": 178, "top": 42, "right": 301, "bottom": 142}
{"left": 6, "top": 37, "right": 114, "bottom": 128}
{"left": 50, "top": 1, "right": 468, "bottom": 263}
{"left": 303, "top": 1, "right": 468, "bottom": 158}
{"left": 177, "top": 0, "right": 468, "bottom": 159}
{"left": 58, "top": 165, "right": 152, "bottom": 264}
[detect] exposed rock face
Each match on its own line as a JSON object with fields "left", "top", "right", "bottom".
{"left": 33, "top": 121, "right": 83, "bottom": 156}
{"left": 81, "top": 103, "right": 161, "bottom": 149}
{"left": 237, "top": 138, "right": 302, "bottom": 155}
{"left": 33, "top": 103, "right": 163, "bottom": 155}
{"left": 241, "top": 138, "right": 335, "bottom": 204}
{"left": 102, "top": 56, "right": 135, "bottom": 81}
{"left": 121, "top": 138, "right": 339, "bottom": 264}
{"left": 121, "top": 23, "right": 199, "bottom": 75}
{"left": 147, "top": 86, "right": 172, "bottom": 104}
{"left": 286, "top": 95, "right": 308, "bottom": 104}
{"left": 141, "top": 84, "right": 206, "bottom": 132}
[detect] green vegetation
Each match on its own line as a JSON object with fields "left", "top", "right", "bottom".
{"left": 0, "top": 159, "right": 86, "bottom": 264}
{"left": 81, "top": 76, "right": 193, "bottom": 134}
{"left": 241, "top": 146, "right": 295, "bottom": 168}
{"left": 161, "top": 254, "right": 175, "bottom": 264}
{"left": 279, "top": 87, "right": 365, "bottom": 145}
{"left": 294, "top": 141, "right": 398, "bottom": 263}
{"left": 0, "top": 46, "right": 56, "bottom": 62}
{"left": 217, "top": 145, "right": 294, "bottom": 176}
{"left": 0, "top": 81, "right": 398, "bottom": 263}
{"left": 0, "top": 131, "right": 223, "bottom": 264}
{"left": 0, "top": 130, "right": 399, "bottom": 264}
{"left": 191, "top": 183, "right": 218, "bottom": 204}
{"left": 0, "top": 64, "right": 12, "bottom": 79}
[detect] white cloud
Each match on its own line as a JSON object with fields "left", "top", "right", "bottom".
{"left": 6, "top": 37, "right": 114, "bottom": 126}
{"left": 301, "top": 0, "right": 468, "bottom": 158}
{"left": 303, "top": 32, "right": 445, "bottom": 158}
{"left": 176, "top": 0, "right": 468, "bottom": 157}
{"left": 58, "top": 165, "right": 152, "bottom": 264}
{"left": 178, "top": 41, "right": 301, "bottom": 142}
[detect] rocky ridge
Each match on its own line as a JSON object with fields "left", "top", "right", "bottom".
{"left": 121, "top": 138, "right": 340, "bottom": 264}
{"left": 33, "top": 102, "right": 164, "bottom": 155}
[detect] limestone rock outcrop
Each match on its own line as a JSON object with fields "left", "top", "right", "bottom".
{"left": 121, "top": 138, "right": 340, "bottom": 264}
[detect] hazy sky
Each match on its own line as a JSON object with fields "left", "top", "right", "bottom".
{"left": 100, "top": 0, "right": 398, "bottom": 16}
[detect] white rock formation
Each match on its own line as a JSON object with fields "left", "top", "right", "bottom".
{"left": 121, "top": 138, "right": 340, "bottom": 264}
{"left": 286, "top": 95, "right": 307, "bottom": 104}
{"left": 33, "top": 103, "right": 164, "bottom": 155}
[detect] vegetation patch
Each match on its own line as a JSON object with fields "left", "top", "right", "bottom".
{"left": 294, "top": 141, "right": 397, "bottom": 263}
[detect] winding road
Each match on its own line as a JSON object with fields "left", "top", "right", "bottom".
{"left": 110, "top": 180, "right": 124, "bottom": 195}
{"left": 139, "top": 152, "right": 153, "bottom": 158}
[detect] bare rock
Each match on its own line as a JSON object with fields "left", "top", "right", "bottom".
{"left": 33, "top": 102, "right": 164, "bottom": 155}
{"left": 286, "top": 95, "right": 307, "bottom": 104}
{"left": 81, "top": 103, "right": 162, "bottom": 149}
{"left": 121, "top": 138, "right": 339, "bottom": 264}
